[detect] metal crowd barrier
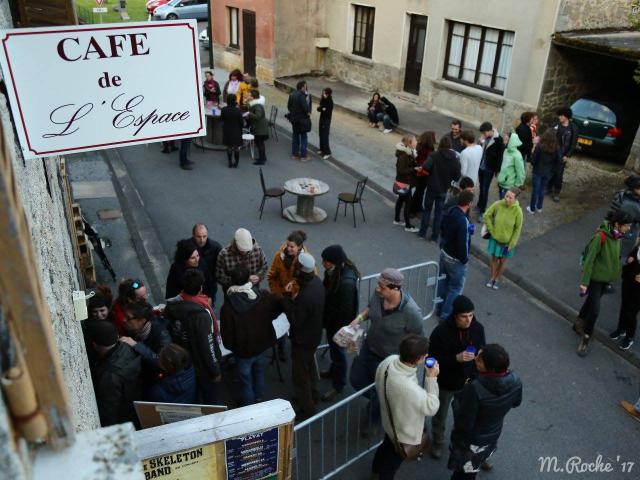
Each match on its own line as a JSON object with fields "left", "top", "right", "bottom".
{"left": 296, "top": 261, "right": 442, "bottom": 479}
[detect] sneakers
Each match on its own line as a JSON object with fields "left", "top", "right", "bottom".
{"left": 393, "top": 220, "right": 404, "bottom": 226}
{"left": 383, "top": 128, "right": 393, "bottom": 134}
{"left": 492, "top": 281, "right": 500, "bottom": 290}
{"left": 486, "top": 280, "right": 495, "bottom": 288}
{"left": 620, "top": 336, "right": 634, "bottom": 351}
{"left": 180, "top": 161, "right": 194, "bottom": 170}
{"left": 577, "top": 334, "right": 590, "bottom": 357}
{"left": 526, "top": 206, "right": 535, "bottom": 214}
{"left": 322, "top": 154, "right": 331, "bottom": 160}
{"left": 537, "top": 209, "right": 543, "bottom": 213}
{"left": 573, "top": 317, "right": 585, "bottom": 336}
{"left": 321, "top": 388, "right": 342, "bottom": 402}
{"left": 405, "top": 226, "right": 419, "bottom": 233}
{"left": 300, "top": 156, "right": 311, "bottom": 162}
{"left": 553, "top": 195, "right": 560, "bottom": 203}
{"left": 291, "top": 155, "right": 300, "bottom": 160}
{"left": 609, "top": 329, "right": 624, "bottom": 341}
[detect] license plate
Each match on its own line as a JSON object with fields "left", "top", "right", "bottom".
{"left": 577, "top": 137, "right": 592, "bottom": 146}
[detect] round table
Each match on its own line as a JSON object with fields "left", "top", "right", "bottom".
{"left": 283, "top": 178, "right": 330, "bottom": 223}
{"left": 193, "top": 107, "right": 226, "bottom": 150}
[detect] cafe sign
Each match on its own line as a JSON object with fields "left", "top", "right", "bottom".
{"left": 0, "top": 21, "right": 204, "bottom": 159}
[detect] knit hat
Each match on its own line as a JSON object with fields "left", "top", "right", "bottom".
{"left": 379, "top": 268, "right": 403, "bottom": 287}
{"left": 88, "top": 321, "right": 118, "bottom": 347}
{"left": 298, "top": 252, "right": 315, "bottom": 273}
{"left": 452, "top": 295, "right": 475, "bottom": 315}
{"left": 234, "top": 228, "right": 253, "bottom": 252}
{"left": 321, "top": 245, "right": 347, "bottom": 265}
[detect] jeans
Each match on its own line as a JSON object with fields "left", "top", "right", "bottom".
{"left": 431, "top": 388, "right": 458, "bottom": 447}
{"left": 477, "top": 169, "right": 494, "bottom": 213}
{"left": 326, "top": 327, "right": 347, "bottom": 390}
{"left": 372, "top": 435, "right": 405, "bottom": 479}
{"left": 367, "top": 110, "right": 378, "bottom": 123}
{"left": 376, "top": 113, "right": 396, "bottom": 130}
{"left": 236, "top": 353, "right": 266, "bottom": 406}
{"left": 292, "top": 131, "right": 308, "bottom": 157}
{"left": 617, "top": 279, "right": 640, "bottom": 338}
{"left": 419, "top": 190, "right": 447, "bottom": 240}
{"left": 319, "top": 123, "right": 331, "bottom": 154}
{"left": 530, "top": 173, "right": 550, "bottom": 211}
{"left": 437, "top": 252, "right": 468, "bottom": 320}
{"left": 395, "top": 189, "right": 413, "bottom": 228}
{"left": 179, "top": 138, "right": 191, "bottom": 165}
{"left": 350, "top": 342, "right": 384, "bottom": 423}
{"left": 291, "top": 345, "right": 319, "bottom": 417}
{"left": 579, "top": 280, "right": 607, "bottom": 336}
{"left": 548, "top": 161, "right": 566, "bottom": 194}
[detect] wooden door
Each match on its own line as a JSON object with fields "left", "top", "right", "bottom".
{"left": 403, "top": 15, "right": 428, "bottom": 95}
{"left": 242, "top": 10, "right": 256, "bottom": 76}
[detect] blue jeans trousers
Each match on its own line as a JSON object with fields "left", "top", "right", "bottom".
{"left": 376, "top": 113, "right": 396, "bottom": 130}
{"left": 292, "top": 131, "right": 308, "bottom": 157}
{"left": 236, "top": 353, "right": 266, "bottom": 406}
{"left": 437, "top": 252, "right": 468, "bottom": 320}
{"left": 349, "top": 342, "right": 383, "bottom": 424}
{"left": 419, "top": 191, "right": 447, "bottom": 240}
{"left": 477, "top": 169, "right": 494, "bottom": 213}
{"left": 530, "top": 173, "right": 550, "bottom": 211}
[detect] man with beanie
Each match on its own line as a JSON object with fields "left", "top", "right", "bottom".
{"left": 216, "top": 228, "right": 268, "bottom": 295}
{"left": 88, "top": 321, "right": 142, "bottom": 427}
{"left": 165, "top": 269, "right": 223, "bottom": 403}
{"left": 349, "top": 268, "right": 423, "bottom": 432}
{"left": 373, "top": 334, "right": 440, "bottom": 478}
{"left": 428, "top": 295, "right": 485, "bottom": 460}
{"left": 283, "top": 252, "right": 325, "bottom": 418}
{"left": 437, "top": 190, "right": 474, "bottom": 320}
{"left": 320, "top": 245, "right": 360, "bottom": 401}
{"left": 221, "top": 265, "right": 283, "bottom": 406}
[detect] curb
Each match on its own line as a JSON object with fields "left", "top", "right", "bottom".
{"left": 273, "top": 78, "right": 421, "bottom": 138}
{"left": 101, "top": 149, "right": 169, "bottom": 304}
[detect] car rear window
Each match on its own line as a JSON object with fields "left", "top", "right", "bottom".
{"left": 571, "top": 99, "right": 617, "bottom": 124}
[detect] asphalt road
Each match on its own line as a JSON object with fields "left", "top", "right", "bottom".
{"left": 99, "top": 127, "right": 640, "bottom": 479}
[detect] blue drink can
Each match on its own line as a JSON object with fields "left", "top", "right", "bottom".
{"left": 465, "top": 345, "right": 477, "bottom": 355}
{"left": 425, "top": 357, "right": 436, "bottom": 368}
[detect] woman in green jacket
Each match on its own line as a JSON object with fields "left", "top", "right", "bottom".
{"left": 497, "top": 132, "right": 525, "bottom": 199}
{"left": 246, "top": 89, "right": 269, "bottom": 165}
{"left": 484, "top": 188, "right": 523, "bottom": 289}
{"left": 576, "top": 210, "right": 632, "bottom": 357}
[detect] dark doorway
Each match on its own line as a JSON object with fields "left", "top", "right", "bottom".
{"left": 404, "top": 15, "right": 428, "bottom": 94}
{"left": 242, "top": 10, "right": 256, "bottom": 76}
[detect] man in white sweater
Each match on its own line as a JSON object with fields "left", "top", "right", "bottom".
{"left": 371, "top": 334, "right": 440, "bottom": 479}
{"left": 459, "top": 130, "right": 483, "bottom": 186}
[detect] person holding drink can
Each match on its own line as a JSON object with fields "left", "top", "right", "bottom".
{"left": 428, "top": 295, "right": 485, "bottom": 461}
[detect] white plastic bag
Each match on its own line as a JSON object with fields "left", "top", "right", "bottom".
{"left": 333, "top": 324, "right": 364, "bottom": 353}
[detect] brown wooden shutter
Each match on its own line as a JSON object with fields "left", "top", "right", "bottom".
{"left": 14, "top": 0, "right": 77, "bottom": 27}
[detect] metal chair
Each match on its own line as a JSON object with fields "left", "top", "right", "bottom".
{"left": 259, "top": 168, "right": 285, "bottom": 219}
{"left": 268, "top": 105, "right": 279, "bottom": 142}
{"left": 242, "top": 133, "right": 255, "bottom": 161}
{"left": 334, "top": 177, "right": 368, "bottom": 228}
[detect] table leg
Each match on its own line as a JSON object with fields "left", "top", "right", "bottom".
{"left": 296, "top": 196, "right": 314, "bottom": 217}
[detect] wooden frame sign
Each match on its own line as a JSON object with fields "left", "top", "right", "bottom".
{"left": 135, "top": 399, "right": 295, "bottom": 480}
{"left": 135, "top": 401, "right": 227, "bottom": 429}
{"left": 0, "top": 20, "right": 204, "bottom": 159}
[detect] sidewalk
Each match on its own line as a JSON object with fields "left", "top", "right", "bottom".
{"left": 275, "top": 74, "right": 459, "bottom": 137}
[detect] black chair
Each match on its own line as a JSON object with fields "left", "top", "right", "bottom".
{"left": 335, "top": 177, "right": 368, "bottom": 228}
{"left": 259, "top": 168, "right": 285, "bottom": 219}
{"left": 268, "top": 105, "right": 279, "bottom": 142}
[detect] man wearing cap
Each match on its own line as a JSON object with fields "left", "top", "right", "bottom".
{"left": 349, "top": 268, "right": 423, "bottom": 429}
{"left": 320, "top": 245, "right": 360, "bottom": 401}
{"left": 88, "top": 321, "right": 142, "bottom": 427}
{"left": 428, "top": 295, "right": 486, "bottom": 460}
{"left": 283, "top": 252, "right": 325, "bottom": 418}
{"left": 216, "top": 228, "right": 268, "bottom": 295}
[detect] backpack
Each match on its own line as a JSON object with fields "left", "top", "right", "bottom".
{"left": 579, "top": 230, "right": 606, "bottom": 267}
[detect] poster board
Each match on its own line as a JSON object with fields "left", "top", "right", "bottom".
{"left": 134, "top": 401, "right": 227, "bottom": 429}
{"left": 135, "top": 399, "right": 294, "bottom": 480}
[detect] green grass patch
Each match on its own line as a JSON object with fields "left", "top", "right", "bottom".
{"left": 75, "top": 0, "right": 150, "bottom": 23}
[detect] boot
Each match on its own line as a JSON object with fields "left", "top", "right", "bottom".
{"left": 233, "top": 150, "right": 240, "bottom": 168}
{"left": 573, "top": 317, "right": 584, "bottom": 336}
{"left": 227, "top": 151, "right": 233, "bottom": 168}
{"left": 577, "top": 334, "right": 590, "bottom": 357}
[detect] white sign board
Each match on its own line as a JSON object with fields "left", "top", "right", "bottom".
{"left": 93, "top": 7, "right": 108, "bottom": 13}
{"left": 0, "top": 21, "right": 204, "bottom": 159}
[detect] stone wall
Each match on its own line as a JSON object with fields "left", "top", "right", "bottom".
{"left": 324, "top": 48, "right": 401, "bottom": 94}
{"left": 213, "top": 45, "right": 276, "bottom": 84}
{"left": 274, "top": 0, "right": 323, "bottom": 77}
{"left": 556, "top": 0, "right": 633, "bottom": 31}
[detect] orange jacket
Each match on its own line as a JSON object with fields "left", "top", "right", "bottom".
{"left": 268, "top": 244, "right": 316, "bottom": 296}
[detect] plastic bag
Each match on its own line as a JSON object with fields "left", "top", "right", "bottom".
{"left": 333, "top": 324, "right": 365, "bottom": 353}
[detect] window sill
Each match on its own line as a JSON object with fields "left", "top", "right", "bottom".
{"left": 431, "top": 79, "right": 506, "bottom": 107}
{"left": 225, "top": 46, "right": 241, "bottom": 55}
{"left": 343, "top": 52, "right": 374, "bottom": 68}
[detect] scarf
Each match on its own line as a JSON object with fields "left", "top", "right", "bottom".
{"left": 204, "top": 79, "right": 216, "bottom": 92}
{"left": 180, "top": 291, "right": 220, "bottom": 338}
{"left": 134, "top": 320, "right": 152, "bottom": 342}
{"left": 226, "top": 282, "right": 257, "bottom": 300}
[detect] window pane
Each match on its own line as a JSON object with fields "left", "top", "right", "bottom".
{"left": 478, "top": 29, "right": 498, "bottom": 87}
{"left": 462, "top": 26, "right": 481, "bottom": 82}
{"left": 495, "top": 32, "right": 514, "bottom": 92}
{"left": 447, "top": 23, "right": 464, "bottom": 78}
{"left": 230, "top": 9, "right": 238, "bottom": 45}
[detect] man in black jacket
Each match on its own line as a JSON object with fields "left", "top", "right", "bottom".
{"left": 437, "top": 191, "right": 474, "bottom": 321}
{"left": 88, "top": 321, "right": 142, "bottom": 427}
{"left": 378, "top": 96, "right": 399, "bottom": 134}
{"left": 287, "top": 80, "right": 312, "bottom": 160}
{"left": 476, "top": 122, "right": 505, "bottom": 216}
{"left": 515, "top": 112, "right": 534, "bottom": 163}
{"left": 448, "top": 344, "right": 522, "bottom": 478}
{"left": 283, "top": 252, "right": 325, "bottom": 418}
{"left": 320, "top": 245, "right": 359, "bottom": 401}
{"left": 165, "top": 269, "right": 222, "bottom": 404}
{"left": 429, "top": 295, "right": 486, "bottom": 460}
{"left": 418, "top": 136, "right": 462, "bottom": 242}
{"left": 548, "top": 106, "right": 579, "bottom": 202}
{"left": 191, "top": 223, "right": 222, "bottom": 306}
{"left": 221, "top": 265, "right": 282, "bottom": 406}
